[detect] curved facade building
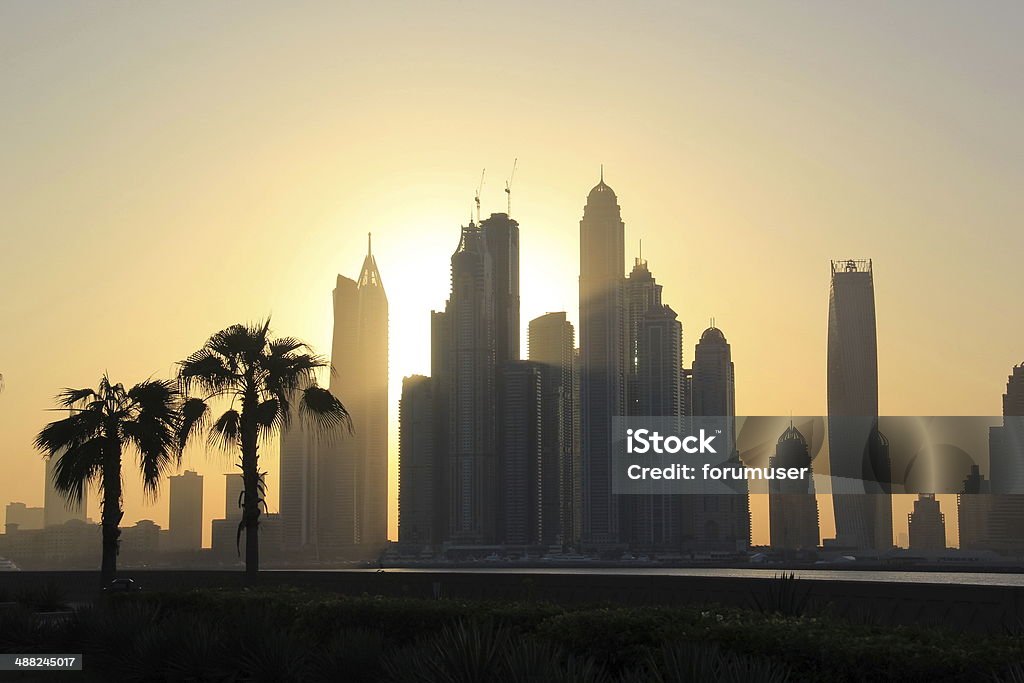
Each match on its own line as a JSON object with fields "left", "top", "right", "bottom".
{"left": 827, "top": 259, "right": 892, "bottom": 551}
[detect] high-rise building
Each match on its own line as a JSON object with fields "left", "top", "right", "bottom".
{"left": 398, "top": 375, "right": 435, "bottom": 550}
{"left": 434, "top": 223, "right": 498, "bottom": 544}
{"left": 480, "top": 213, "right": 521, "bottom": 368}
{"left": 958, "top": 464, "right": 991, "bottom": 551}
{"left": 498, "top": 361, "right": 543, "bottom": 546}
{"left": 44, "top": 452, "right": 87, "bottom": 527}
{"left": 282, "top": 235, "right": 388, "bottom": 560}
{"left": 578, "top": 173, "right": 626, "bottom": 547}
{"left": 769, "top": 425, "right": 820, "bottom": 553}
{"left": 167, "top": 470, "right": 203, "bottom": 552}
{"left": 528, "top": 312, "right": 576, "bottom": 549}
{"left": 5, "top": 502, "right": 44, "bottom": 531}
{"left": 827, "top": 259, "right": 892, "bottom": 551}
{"left": 908, "top": 494, "right": 946, "bottom": 551}
{"left": 279, "top": 423, "right": 317, "bottom": 550}
{"left": 224, "top": 473, "right": 243, "bottom": 520}
{"left": 690, "top": 325, "right": 749, "bottom": 552}
{"left": 988, "top": 363, "right": 1024, "bottom": 553}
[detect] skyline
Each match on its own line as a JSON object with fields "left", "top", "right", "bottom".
{"left": 2, "top": 2, "right": 1023, "bottom": 549}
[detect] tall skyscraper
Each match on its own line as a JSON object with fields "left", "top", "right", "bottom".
{"left": 44, "top": 452, "right": 87, "bottom": 527}
{"left": 434, "top": 223, "right": 498, "bottom": 544}
{"left": 528, "top": 312, "right": 576, "bottom": 549}
{"left": 908, "top": 494, "right": 946, "bottom": 551}
{"left": 481, "top": 212, "right": 521, "bottom": 367}
{"left": 225, "top": 473, "right": 243, "bottom": 520}
{"left": 280, "top": 235, "right": 388, "bottom": 559}
{"left": 957, "top": 464, "right": 991, "bottom": 551}
{"left": 988, "top": 363, "right": 1024, "bottom": 552}
{"left": 398, "top": 375, "right": 435, "bottom": 549}
{"left": 827, "top": 259, "right": 892, "bottom": 551}
{"left": 690, "top": 325, "right": 749, "bottom": 552}
{"left": 498, "top": 361, "right": 543, "bottom": 546}
{"left": 769, "top": 425, "right": 820, "bottom": 553}
{"left": 579, "top": 173, "right": 626, "bottom": 547}
{"left": 167, "top": 470, "right": 203, "bottom": 552}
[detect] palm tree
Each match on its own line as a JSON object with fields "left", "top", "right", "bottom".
{"left": 34, "top": 375, "right": 181, "bottom": 585}
{"left": 177, "top": 319, "right": 350, "bottom": 576}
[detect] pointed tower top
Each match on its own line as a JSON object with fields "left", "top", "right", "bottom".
{"left": 600, "top": 164, "right": 604, "bottom": 183}
{"left": 358, "top": 233, "right": 384, "bottom": 289}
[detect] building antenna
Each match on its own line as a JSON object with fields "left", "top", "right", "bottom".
{"left": 367, "top": 232, "right": 372, "bottom": 256}
{"left": 600, "top": 164, "right": 604, "bottom": 183}
{"left": 639, "top": 238, "right": 643, "bottom": 262}
{"left": 504, "top": 158, "right": 517, "bottom": 216}
{"left": 475, "top": 168, "right": 486, "bottom": 224}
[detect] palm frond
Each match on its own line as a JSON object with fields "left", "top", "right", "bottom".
{"left": 178, "top": 349, "right": 236, "bottom": 396}
{"left": 178, "top": 398, "right": 211, "bottom": 449}
{"left": 55, "top": 387, "right": 99, "bottom": 409}
{"left": 299, "top": 386, "right": 352, "bottom": 434}
{"left": 34, "top": 409, "right": 103, "bottom": 455}
{"left": 209, "top": 409, "right": 241, "bottom": 452}
{"left": 254, "top": 398, "right": 282, "bottom": 438}
{"left": 50, "top": 437, "right": 105, "bottom": 506}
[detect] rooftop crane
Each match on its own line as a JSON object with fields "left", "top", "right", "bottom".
{"left": 505, "top": 157, "right": 518, "bottom": 216}
{"left": 474, "top": 168, "right": 486, "bottom": 224}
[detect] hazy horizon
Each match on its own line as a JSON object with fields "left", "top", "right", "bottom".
{"left": 2, "top": 2, "right": 1021, "bottom": 549}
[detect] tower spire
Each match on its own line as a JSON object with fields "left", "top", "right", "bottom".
{"left": 600, "top": 164, "right": 604, "bottom": 184}
{"left": 367, "top": 232, "right": 372, "bottom": 256}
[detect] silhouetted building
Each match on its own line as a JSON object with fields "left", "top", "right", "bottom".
{"left": 988, "top": 363, "right": 1024, "bottom": 553}
{"left": 579, "top": 173, "right": 626, "bottom": 548}
{"left": 499, "top": 361, "right": 543, "bottom": 547}
{"left": 120, "top": 519, "right": 161, "bottom": 563}
{"left": 827, "top": 259, "right": 892, "bottom": 551}
{"left": 5, "top": 502, "right": 43, "bottom": 531}
{"left": 769, "top": 425, "right": 819, "bottom": 553}
{"left": 528, "top": 312, "right": 577, "bottom": 549}
{"left": 690, "top": 325, "right": 749, "bottom": 552}
{"left": 44, "top": 452, "right": 87, "bottom": 527}
{"left": 481, "top": 213, "right": 521, "bottom": 368}
{"left": 958, "top": 464, "right": 991, "bottom": 551}
{"left": 908, "top": 494, "right": 946, "bottom": 551}
{"left": 398, "top": 375, "right": 435, "bottom": 550}
{"left": 0, "top": 519, "right": 99, "bottom": 569}
{"left": 224, "top": 473, "right": 243, "bottom": 520}
{"left": 167, "top": 470, "right": 203, "bottom": 552}
{"left": 282, "top": 235, "right": 389, "bottom": 560}
{"left": 433, "top": 222, "right": 498, "bottom": 544}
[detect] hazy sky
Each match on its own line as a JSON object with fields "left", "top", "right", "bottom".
{"left": 1, "top": 2, "right": 1021, "bottom": 548}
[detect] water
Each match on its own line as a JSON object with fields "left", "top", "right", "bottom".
{"left": 371, "top": 567, "right": 1024, "bottom": 587}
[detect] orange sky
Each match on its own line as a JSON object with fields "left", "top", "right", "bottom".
{"left": 1, "top": 3, "right": 1021, "bottom": 548}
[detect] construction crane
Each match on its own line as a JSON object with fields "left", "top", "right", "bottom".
{"left": 505, "top": 158, "right": 517, "bottom": 216}
{"left": 474, "top": 168, "right": 486, "bottom": 224}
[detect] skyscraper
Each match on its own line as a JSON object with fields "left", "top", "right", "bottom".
{"left": 167, "top": 470, "right": 203, "bottom": 552}
{"left": 280, "top": 235, "right": 388, "bottom": 559}
{"left": 987, "top": 363, "right": 1024, "bottom": 552}
{"left": 435, "top": 223, "right": 497, "bottom": 544}
{"left": 908, "top": 494, "right": 946, "bottom": 551}
{"left": 398, "top": 375, "right": 435, "bottom": 550}
{"left": 579, "top": 173, "right": 626, "bottom": 547}
{"left": 481, "top": 212, "right": 521, "bottom": 368}
{"left": 827, "top": 259, "right": 892, "bottom": 551}
{"left": 769, "top": 425, "right": 820, "bottom": 553}
{"left": 957, "top": 464, "right": 991, "bottom": 551}
{"left": 498, "top": 361, "right": 543, "bottom": 546}
{"left": 690, "top": 325, "right": 749, "bottom": 552}
{"left": 528, "top": 312, "right": 576, "bottom": 549}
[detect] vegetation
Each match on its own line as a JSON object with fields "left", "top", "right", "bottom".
{"left": 33, "top": 375, "right": 181, "bottom": 584}
{"left": 2, "top": 588, "right": 1021, "bottom": 681}
{"left": 177, "top": 319, "right": 351, "bottom": 576}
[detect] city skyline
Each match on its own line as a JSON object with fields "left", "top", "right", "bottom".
{"left": 3, "top": 3, "right": 1023, "bottom": 550}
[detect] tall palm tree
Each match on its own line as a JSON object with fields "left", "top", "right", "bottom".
{"left": 34, "top": 375, "right": 181, "bottom": 585}
{"left": 177, "top": 319, "right": 350, "bottom": 576}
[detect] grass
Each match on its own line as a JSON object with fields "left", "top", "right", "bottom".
{"left": 1, "top": 586, "right": 1022, "bottom": 681}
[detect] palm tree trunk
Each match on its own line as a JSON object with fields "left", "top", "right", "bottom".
{"left": 100, "top": 456, "right": 123, "bottom": 586}
{"left": 241, "top": 417, "right": 261, "bottom": 578}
